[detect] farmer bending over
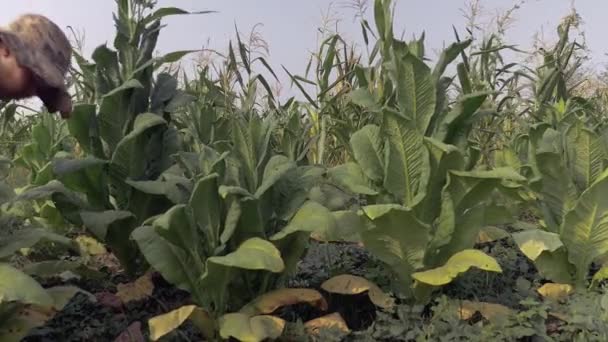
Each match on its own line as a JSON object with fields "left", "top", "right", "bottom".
{"left": 0, "top": 14, "right": 72, "bottom": 118}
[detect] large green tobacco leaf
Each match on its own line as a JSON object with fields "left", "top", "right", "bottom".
{"left": 132, "top": 226, "right": 203, "bottom": 300}
{"left": 98, "top": 79, "right": 142, "bottom": 152}
{"left": 126, "top": 175, "right": 192, "bottom": 204}
{"left": 200, "top": 238, "right": 285, "bottom": 311}
{"left": 382, "top": 111, "right": 429, "bottom": 207}
{"left": 433, "top": 92, "right": 489, "bottom": 145}
{"left": 67, "top": 104, "right": 103, "bottom": 157}
{"left": 206, "top": 238, "right": 284, "bottom": 272}
{"left": 348, "top": 88, "right": 382, "bottom": 112}
{"left": 430, "top": 168, "right": 525, "bottom": 265}
{"left": 272, "top": 166, "right": 325, "bottom": 221}
{"left": 418, "top": 138, "right": 464, "bottom": 223}
{"left": 565, "top": 125, "right": 606, "bottom": 193}
{"left": 432, "top": 39, "right": 472, "bottom": 81}
{"left": 110, "top": 113, "right": 167, "bottom": 182}
{"left": 536, "top": 152, "right": 578, "bottom": 232}
{"left": 254, "top": 155, "right": 296, "bottom": 199}
{"left": 270, "top": 201, "right": 336, "bottom": 241}
{"left": 0, "top": 228, "right": 74, "bottom": 259}
{"left": 359, "top": 205, "right": 429, "bottom": 286}
{"left": 386, "top": 52, "right": 436, "bottom": 134}
{"left": 52, "top": 157, "right": 108, "bottom": 209}
{"left": 189, "top": 175, "right": 222, "bottom": 248}
{"left": 230, "top": 117, "right": 274, "bottom": 193}
{"left": 221, "top": 197, "right": 242, "bottom": 245}
{"left": 561, "top": 170, "right": 608, "bottom": 283}
{"left": 423, "top": 191, "right": 455, "bottom": 265}
{"left": 14, "top": 181, "right": 90, "bottom": 225}
{"left": 0, "top": 263, "right": 53, "bottom": 307}
{"left": 327, "top": 163, "right": 378, "bottom": 195}
{"left": 412, "top": 249, "right": 501, "bottom": 286}
{"left": 153, "top": 205, "right": 200, "bottom": 257}
{"left": 270, "top": 201, "right": 337, "bottom": 278}
{"left": 314, "top": 211, "right": 365, "bottom": 243}
{"left": 350, "top": 125, "right": 385, "bottom": 182}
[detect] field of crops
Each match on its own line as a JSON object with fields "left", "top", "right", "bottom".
{"left": 2, "top": 0, "right": 608, "bottom": 341}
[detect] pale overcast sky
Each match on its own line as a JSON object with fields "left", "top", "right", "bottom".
{"left": 2, "top": 1, "right": 607, "bottom": 100}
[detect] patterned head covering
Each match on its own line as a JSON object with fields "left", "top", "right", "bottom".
{"left": 0, "top": 14, "right": 72, "bottom": 117}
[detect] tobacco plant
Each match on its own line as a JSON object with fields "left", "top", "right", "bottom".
{"left": 11, "top": 0, "right": 209, "bottom": 275}
{"left": 309, "top": 0, "right": 532, "bottom": 301}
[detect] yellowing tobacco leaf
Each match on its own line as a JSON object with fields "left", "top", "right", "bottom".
{"left": 149, "top": 305, "right": 213, "bottom": 341}
{"left": 0, "top": 304, "right": 58, "bottom": 342}
{"left": 412, "top": 249, "right": 502, "bottom": 286}
{"left": 240, "top": 288, "right": 327, "bottom": 316}
{"left": 537, "top": 283, "right": 573, "bottom": 301}
{"left": 305, "top": 312, "right": 350, "bottom": 335}
{"left": 75, "top": 235, "right": 107, "bottom": 255}
{"left": 219, "top": 313, "right": 285, "bottom": 342}
{"left": 116, "top": 273, "right": 154, "bottom": 303}
{"left": 321, "top": 274, "right": 394, "bottom": 309}
{"left": 591, "top": 265, "right": 608, "bottom": 288}
{"left": 476, "top": 226, "right": 509, "bottom": 244}
{"left": 458, "top": 300, "right": 515, "bottom": 324}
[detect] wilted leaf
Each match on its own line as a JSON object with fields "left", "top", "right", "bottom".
{"left": 240, "top": 288, "right": 327, "bottom": 316}
{"left": 457, "top": 300, "right": 515, "bottom": 324}
{"left": 116, "top": 273, "right": 154, "bottom": 303}
{"left": 149, "top": 305, "right": 213, "bottom": 341}
{"left": 95, "top": 291, "right": 122, "bottom": 309}
{"left": 321, "top": 274, "right": 394, "bottom": 309}
{"left": 591, "top": 266, "right": 608, "bottom": 288}
{"left": 412, "top": 250, "right": 502, "bottom": 286}
{"left": 476, "top": 226, "right": 510, "bottom": 244}
{"left": 219, "top": 313, "right": 285, "bottom": 342}
{"left": 305, "top": 312, "right": 350, "bottom": 335}
{"left": 80, "top": 210, "right": 138, "bottom": 273}
{"left": 0, "top": 304, "right": 56, "bottom": 342}
{"left": 537, "top": 283, "right": 573, "bottom": 301}
{"left": 75, "top": 235, "right": 107, "bottom": 255}
{"left": 113, "top": 321, "right": 144, "bottom": 342}
{"left": 46, "top": 286, "right": 95, "bottom": 310}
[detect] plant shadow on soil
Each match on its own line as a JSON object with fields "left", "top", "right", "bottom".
{"left": 23, "top": 231, "right": 570, "bottom": 341}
